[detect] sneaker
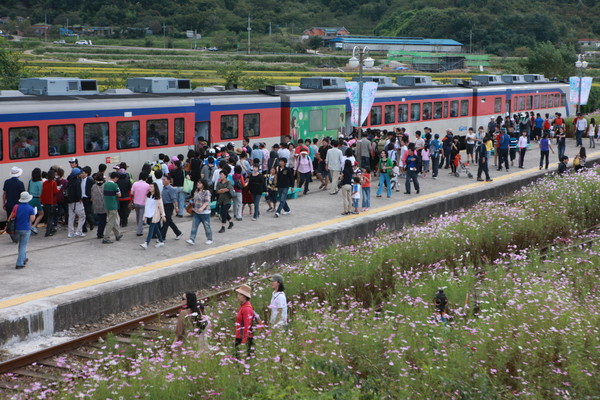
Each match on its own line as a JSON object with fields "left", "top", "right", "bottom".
{"left": 15, "top": 265, "right": 25, "bottom": 270}
{"left": 67, "top": 233, "right": 74, "bottom": 238}
{"left": 186, "top": 239, "right": 195, "bottom": 245}
{"left": 155, "top": 242, "right": 165, "bottom": 248}
{"left": 75, "top": 232, "right": 86, "bottom": 237}
{"left": 205, "top": 240, "right": 213, "bottom": 245}
{"left": 175, "top": 233, "right": 183, "bottom": 240}
{"left": 486, "top": 179, "right": 493, "bottom": 182}
{"left": 115, "top": 234, "right": 123, "bottom": 241}
{"left": 140, "top": 242, "right": 148, "bottom": 249}
{"left": 477, "top": 178, "right": 484, "bottom": 181}
{"left": 251, "top": 218, "right": 257, "bottom": 221}
{"left": 31, "top": 227, "right": 38, "bottom": 234}
{"left": 102, "top": 239, "right": 113, "bottom": 244}
{"left": 275, "top": 213, "right": 280, "bottom": 218}
{"left": 235, "top": 218, "right": 243, "bottom": 221}
{"left": 282, "top": 211, "right": 290, "bottom": 215}
{"left": 228, "top": 221, "right": 234, "bottom": 229}
{"left": 218, "top": 227, "right": 225, "bottom": 233}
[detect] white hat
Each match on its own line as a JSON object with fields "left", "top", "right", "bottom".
{"left": 235, "top": 284, "right": 252, "bottom": 299}
{"left": 10, "top": 166, "right": 23, "bottom": 178}
{"left": 19, "top": 191, "right": 33, "bottom": 203}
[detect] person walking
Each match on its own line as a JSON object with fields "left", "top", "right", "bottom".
{"left": 574, "top": 113, "right": 587, "bottom": 148}
{"left": 497, "top": 129, "right": 510, "bottom": 172}
{"left": 539, "top": 133, "right": 555, "bottom": 170}
{"left": 187, "top": 179, "right": 213, "bottom": 245}
{"left": 140, "top": 182, "right": 166, "bottom": 249}
{"left": 102, "top": 172, "right": 122, "bottom": 244}
{"left": 131, "top": 172, "right": 149, "bottom": 236}
{"left": 340, "top": 160, "right": 353, "bottom": 215}
{"left": 294, "top": 151, "right": 313, "bottom": 195}
{"left": 10, "top": 192, "right": 35, "bottom": 269}
{"left": 360, "top": 167, "right": 371, "bottom": 211}
{"left": 216, "top": 169, "right": 234, "bottom": 233}
{"left": 160, "top": 174, "right": 183, "bottom": 240}
{"left": 587, "top": 117, "right": 596, "bottom": 149}
{"left": 90, "top": 173, "right": 107, "bottom": 240}
{"left": 27, "top": 168, "right": 44, "bottom": 234}
{"left": 429, "top": 134, "right": 442, "bottom": 179}
{"left": 404, "top": 146, "right": 420, "bottom": 195}
{"left": 65, "top": 168, "right": 86, "bottom": 238}
{"left": 116, "top": 169, "right": 132, "bottom": 228}
{"left": 268, "top": 274, "right": 288, "bottom": 329}
{"left": 234, "top": 284, "right": 255, "bottom": 358}
{"left": 325, "top": 140, "right": 343, "bottom": 194}
{"left": 40, "top": 169, "right": 60, "bottom": 237}
{"left": 3, "top": 166, "right": 26, "bottom": 243}
{"left": 518, "top": 131, "right": 528, "bottom": 169}
{"left": 556, "top": 126, "right": 567, "bottom": 161}
{"left": 476, "top": 138, "right": 493, "bottom": 182}
{"left": 275, "top": 158, "right": 293, "bottom": 217}
{"left": 376, "top": 151, "right": 393, "bottom": 198}
{"left": 248, "top": 165, "right": 267, "bottom": 221}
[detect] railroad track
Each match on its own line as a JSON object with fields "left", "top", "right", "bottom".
{"left": 0, "top": 283, "right": 243, "bottom": 395}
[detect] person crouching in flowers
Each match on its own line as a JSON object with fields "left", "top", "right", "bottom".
{"left": 234, "top": 284, "right": 255, "bottom": 358}
{"left": 268, "top": 274, "right": 288, "bottom": 330}
{"left": 173, "top": 292, "right": 210, "bottom": 352}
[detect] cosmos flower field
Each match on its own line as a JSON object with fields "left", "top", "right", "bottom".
{"left": 10, "top": 169, "right": 600, "bottom": 399}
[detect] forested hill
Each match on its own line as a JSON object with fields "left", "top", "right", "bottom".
{"left": 4, "top": 0, "right": 599, "bottom": 54}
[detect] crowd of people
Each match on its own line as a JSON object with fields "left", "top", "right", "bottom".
{"left": 2, "top": 111, "right": 593, "bottom": 269}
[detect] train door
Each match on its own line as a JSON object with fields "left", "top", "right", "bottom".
{"left": 195, "top": 121, "right": 210, "bottom": 146}
{"left": 505, "top": 89, "right": 512, "bottom": 118}
{"left": 345, "top": 111, "right": 352, "bottom": 136}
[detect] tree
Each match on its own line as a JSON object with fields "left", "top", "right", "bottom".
{"left": 0, "top": 48, "right": 25, "bottom": 90}
{"left": 217, "top": 61, "right": 245, "bottom": 89}
{"left": 306, "top": 35, "right": 322, "bottom": 50}
{"left": 523, "top": 41, "right": 576, "bottom": 80}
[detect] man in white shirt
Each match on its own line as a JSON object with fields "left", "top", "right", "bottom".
{"left": 575, "top": 113, "right": 588, "bottom": 148}
{"left": 325, "top": 139, "right": 343, "bottom": 194}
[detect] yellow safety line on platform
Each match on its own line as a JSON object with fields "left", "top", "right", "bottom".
{"left": 0, "top": 156, "right": 595, "bottom": 310}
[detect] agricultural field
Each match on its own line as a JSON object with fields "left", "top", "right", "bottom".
{"left": 9, "top": 168, "right": 600, "bottom": 399}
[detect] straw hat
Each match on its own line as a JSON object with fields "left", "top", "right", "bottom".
{"left": 235, "top": 284, "right": 252, "bottom": 299}
{"left": 10, "top": 166, "right": 23, "bottom": 178}
{"left": 19, "top": 191, "right": 33, "bottom": 203}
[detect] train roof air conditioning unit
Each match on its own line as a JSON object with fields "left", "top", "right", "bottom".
{"left": 471, "top": 75, "right": 502, "bottom": 85}
{"left": 299, "top": 77, "right": 346, "bottom": 90}
{"left": 351, "top": 76, "right": 397, "bottom": 88}
{"left": 395, "top": 76, "right": 433, "bottom": 86}
{"left": 19, "top": 78, "right": 99, "bottom": 96}
{"left": 126, "top": 77, "right": 193, "bottom": 94}
{"left": 523, "top": 74, "right": 547, "bottom": 83}
{"left": 501, "top": 74, "right": 526, "bottom": 84}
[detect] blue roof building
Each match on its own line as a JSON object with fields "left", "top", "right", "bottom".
{"left": 330, "top": 36, "right": 463, "bottom": 53}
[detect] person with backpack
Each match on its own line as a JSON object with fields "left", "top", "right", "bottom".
{"left": 234, "top": 284, "right": 256, "bottom": 358}
{"left": 7, "top": 192, "right": 35, "bottom": 269}
{"left": 66, "top": 168, "right": 86, "bottom": 238}
{"left": 429, "top": 134, "right": 442, "bottom": 179}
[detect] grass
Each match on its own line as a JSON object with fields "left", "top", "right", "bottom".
{"left": 7, "top": 169, "right": 600, "bottom": 399}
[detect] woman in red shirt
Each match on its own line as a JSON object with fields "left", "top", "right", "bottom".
{"left": 234, "top": 284, "right": 255, "bottom": 358}
{"left": 40, "top": 169, "right": 60, "bottom": 237}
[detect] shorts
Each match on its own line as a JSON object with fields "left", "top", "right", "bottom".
{"left": 466, "top": 144, "right": 474, "bottom": 155}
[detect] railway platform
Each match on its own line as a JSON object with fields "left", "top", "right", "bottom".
{"left": 1, "top": 139, "right": 598, "bottom": 348}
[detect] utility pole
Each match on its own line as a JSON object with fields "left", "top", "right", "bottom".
{"left": 162, "top": 23, "right": 167, "bottom": 48}
{"left": 247, "top": 15, "right": 251, "bottom": 55}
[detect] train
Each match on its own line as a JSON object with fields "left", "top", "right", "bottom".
{"left": 0, "top": 74, "right": 574, "bottom": 179}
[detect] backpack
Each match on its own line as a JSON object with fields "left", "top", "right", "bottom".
{"left": 65, "top": 176, "right": 80, "bottom": 203}
{"left": 233, "top": 175, "right": 243, "bottom": 190}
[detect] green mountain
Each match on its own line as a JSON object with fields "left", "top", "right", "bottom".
{"left": 3, "top": 0, "right": 598, "bottom": 55}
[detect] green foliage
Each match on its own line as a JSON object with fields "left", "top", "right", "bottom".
{"left": 523, "top": 41, "right": 577, "bottom": 80}
{"left": 0, "top": 48, "right": 25, "bottom": 89}
{"left": 306, "top": 35, "right": 323, "bottom": 50}
{"left": 216, "top": 60, "right": 246, "bottom": 89}
{"left": 581, "top": 89, "right": 600, "bottom": 114}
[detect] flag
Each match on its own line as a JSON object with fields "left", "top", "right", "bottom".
{"left": 569, "top": 77, "right": 593, "bottom": 105}
{"left": 345, "top": 81, "right": 378, "bottom": 127}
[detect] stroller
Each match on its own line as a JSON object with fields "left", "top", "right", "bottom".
{"left": 453, "top": 154, "right": 473, "bottom": 179}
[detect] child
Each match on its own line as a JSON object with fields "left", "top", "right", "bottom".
{"left": 265, "top": 167, "right": 277, "bottom": 212}
{"left": 361, "top": 167, "right": 371, "bottom": 212}
{"left": 351, "top": 177, "right": 361, "bottom": 214}
{"left": 421, "top": 146, "right": 430, "bottom": 178}
{"left": 390, "top": 161, "right": 400, "bottom": 192}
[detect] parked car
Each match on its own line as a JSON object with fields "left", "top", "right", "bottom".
{"left": 75, "top": 40, "right": 93, "bottom": 45}
{"left": 53, "top": 39, "right": 66, "bottom": 44}
{"left": 208, "top": 47, "right": 219, "bottom": 51}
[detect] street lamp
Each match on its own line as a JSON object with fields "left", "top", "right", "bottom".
{"left": 575, "top": 54, "right": 588, "bottom": 114}
{"left": 348, "top": 46, "right": 374, "bottom": 139}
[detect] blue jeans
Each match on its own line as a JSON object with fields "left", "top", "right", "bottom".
{"left": 145, "top": 219, "right": 163, "bottom": 244}
{"left": 376, "top": 174, "right": 392, "bottom": 197}
{"left": 253, "top": 194, "right": 262, "bottom": 218}
{"left": 276, "top": 187, "right": 290, "bottom": 213}
{"left": 15, "top": 229, "right": 31, "bottom": 266}
{"left": 361, "top": 187, "right": 371, "bottom": 208}
{"left": 175, "top": 187, "right": 186, "bottom": 216}
{"left": 576, "top": 130, "right": 584, "bottom": 147}
{"left": 190, "top": 213, "right": 212, "bottom": 242}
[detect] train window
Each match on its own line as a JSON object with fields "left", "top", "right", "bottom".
{"left": 422, "top": 102, "right": 431, "bottom": 120}
{"left": 309, "top": 109, "right": 322, "bottom": 132}
{"left": 410, "top": 104, "right": 420, "bottom": 121}
{"left": 147, "top": 119, "right": 168, "bottom": 146}
{"left": 541, "top": 95, "right": 547, "bottom": 108}
{"left": 557, "top": 93, "right": 563, "bottom": 107}
{"left": 9, "top": 127, "right": 39, "bottom": 159}
{"left": 494, "top": 98, "right": 502, "bottom": 113}
{"left": 548, "top": 94, "right": 554, "bottom": 108}
{"left": 450, "top": 101, "right": 458, "bottom": 117}
{"left": 220, "top": 115, "right": 238, "bottom": 140}
{"left": 560, "top": 93, "right": 566, "bottom": 106}
{"left": 84, "top": 123, "right": 109, "bottom": 153}
{"left": 433, "top": 102, "right": 442, "bottom": 119}
{"left": 519, "top": 96, "right": 525, "bottom": 111}
{"left": 384, "top": 105, "right": 395, "bottom": 124}
{"left": 460, "top": 100, "right": 469, "bottom": 117}
{"left": 533, "top": 95, "right": 540, "bottom": 109}
{"left": 325, "top": 109, "right": 339, "bottom": 131}
{"left": 397, "top": 104, "right": 408, "bottom": 122}
{"left": 443, "top": 101, "right": 448, "bottom": 118}
{"left": 514, "top": 99, "right": 519, "bottom": 112}
{"left": 525, "top": 96, "right": 531, "bottom": 109}
{"left": 116, "top": 121, "right": 140, "bottom": 149}
{"left": 174, "top": 118, "right": 185, "bottom": 144}
{"left": 48, "top": 125, "right": 76, "bottom": 156}
{"left": 243, "top": 114, "right": 260, "bottom": 137}
{"left": 370, "top": 106, "right": 382, "bottom": 125}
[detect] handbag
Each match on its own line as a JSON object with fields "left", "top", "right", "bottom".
{"left": 183, "top": 178, "right": 194, "bottom": 194}
{"left": 185, "top": 202, "right": 194, "bottom": 215}
{"left": 6, "top": 205, "right": 18, "bottom": 235}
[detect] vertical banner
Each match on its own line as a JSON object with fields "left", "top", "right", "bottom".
{"left": 569, "top": 77, "right": 593, "bottom": 105}
{"left": 345, "top": 81, "right": 378, "bottom": 127}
